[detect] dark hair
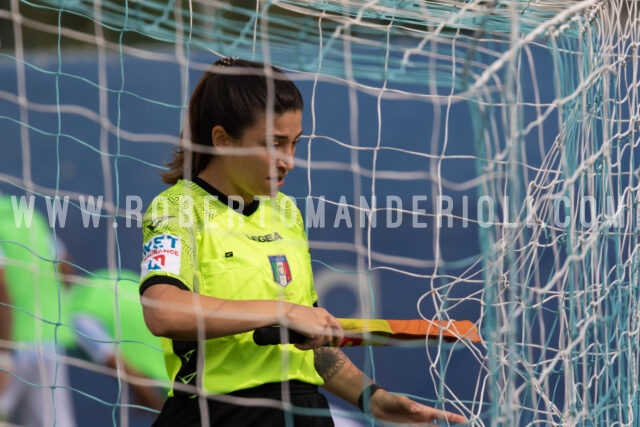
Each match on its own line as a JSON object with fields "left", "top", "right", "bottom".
{"left": 162, "top": 58, "right": 304, "bottom": 185}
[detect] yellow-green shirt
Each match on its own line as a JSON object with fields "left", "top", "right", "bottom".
{"left": 140, "top": 178, "right": 322, "bottom": 397}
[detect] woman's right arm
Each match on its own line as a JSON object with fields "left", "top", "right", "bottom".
{"left": 141, "top": 284, "right": 343, "bottom": 348}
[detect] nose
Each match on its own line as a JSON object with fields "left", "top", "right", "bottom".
{"left": 276, "top": 147, "right": 295, "bottom": 171}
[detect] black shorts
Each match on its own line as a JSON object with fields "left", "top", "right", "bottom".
{"left": 152, "top": 381, "right": 335, "bottom": 427}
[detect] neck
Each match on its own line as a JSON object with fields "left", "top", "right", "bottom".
{"left": 197, "top": 163, "right": 255, "bottom": 205}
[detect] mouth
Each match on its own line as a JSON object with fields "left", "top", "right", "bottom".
{"left": 267, "top": 174, "right": 286, "bottom": 187}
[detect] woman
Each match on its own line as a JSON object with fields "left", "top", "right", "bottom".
{"left": 139, "top": 58, "right": 467, "bottom": 426}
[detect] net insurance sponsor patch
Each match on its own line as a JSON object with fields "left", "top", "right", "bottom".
{"left": 141, "top": 234, "right": 181, "bottom": 276}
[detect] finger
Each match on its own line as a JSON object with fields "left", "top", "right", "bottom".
{"left": 444, "top": 411, "right": 468, "bottom": 424}
{"left": 322, "top": 326, "right": 336, "bottom": 347}
{"left": 429, "top": 407, "right": 467, "bottom": 424}
{"left": 294, "top": 343, "right": 313, "bottom": 351}
{"left": 415, "top": 405, "right": 467, "bottom": 425}
{"left": 303, "top": 332, "right": 329, "bottom": 349}
{"left": 294, "top": 337, "right": 321, "bottom": 351}
{"left": 329, "top": 318, "right": 343, "bottom": 347}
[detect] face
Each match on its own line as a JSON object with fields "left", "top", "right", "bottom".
{"left": 216, "top": 110, "right": 302, "bottom": 203}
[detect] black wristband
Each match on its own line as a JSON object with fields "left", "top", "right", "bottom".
{"left": 357, "top": 383, "right": 385, "bottom": 412}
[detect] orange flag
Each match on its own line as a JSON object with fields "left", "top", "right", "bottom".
{"left": 336, "top": 318, "right": 482, "bottom": 347}
{"left": 253, "top": 318, "right": 482, "bottom": 347}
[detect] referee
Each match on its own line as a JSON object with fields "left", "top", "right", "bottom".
{"left": 139, "top": 58, "right": 467, "bottom": 427}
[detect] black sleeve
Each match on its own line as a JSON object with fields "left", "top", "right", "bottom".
{"left": 140, "top": 275, "right": 189, "bottom": 295}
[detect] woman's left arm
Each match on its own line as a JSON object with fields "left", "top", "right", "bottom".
{"left": 314, "top": 347, "right": 467, "bottom": 425}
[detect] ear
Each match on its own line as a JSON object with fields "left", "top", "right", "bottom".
{"left": 211, "top": 125, "right": 231, "bottom": 148}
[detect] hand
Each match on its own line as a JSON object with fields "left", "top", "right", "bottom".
{"left": 369, "top": 389, "right": 467, "bottom": 426}
{"left": 283, "top": 304, "right": 343, "bottom": 350}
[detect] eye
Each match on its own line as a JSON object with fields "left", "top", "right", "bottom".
{"left": 263, "top": 139, "right": 280, "bottom": 148}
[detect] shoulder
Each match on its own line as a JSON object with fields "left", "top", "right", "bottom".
{"left": 144, "top": 180, "right": 210, "bottom": 222}
{"left": 142, "top": 181, "right": 210, "bottom": 244}
{"left": 147, "top": 180, "right": 206, "bottom": 208}
{"left": 0, "top": 196, "right": 51, "bottom": 242}
{"left": 0, "top": 196, "right": 48, "bottom": 228}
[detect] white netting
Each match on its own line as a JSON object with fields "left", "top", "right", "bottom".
{"left": 1, "top": 1, "right": 638, "bottom": 425}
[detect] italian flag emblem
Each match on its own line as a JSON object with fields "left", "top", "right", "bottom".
{"left": 269, "top": 255, "right": 292, "bottom": 287}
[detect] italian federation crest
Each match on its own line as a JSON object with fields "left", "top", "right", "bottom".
{"left": 269, "top": 255, "right": 292, "bottom": 287}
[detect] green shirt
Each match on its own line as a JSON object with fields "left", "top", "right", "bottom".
{"left": 68, "top": 269, "right": 167, "bottom": 382}
{"left": 0, "top": 196, "right": 72, "bottom": 346}
{"left": 140, "top": 179, "right": 322, "bottom": 396}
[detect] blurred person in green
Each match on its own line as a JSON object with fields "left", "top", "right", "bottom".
{"left": 0, "top": 195, "right": 77, "bottom": 427}
{"left": 67, "top": 268, "right": 167, "bottom": 413}
{"left": 0, "top": 251, "right": 12, "bottom": 396}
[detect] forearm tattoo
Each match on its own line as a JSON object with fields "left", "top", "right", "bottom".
{"left": 313, "top": 347, "right": 347, "bottom": 383}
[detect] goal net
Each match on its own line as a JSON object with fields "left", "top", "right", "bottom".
{"left": 0, "top": 0, "right": 638, "bottom": 425}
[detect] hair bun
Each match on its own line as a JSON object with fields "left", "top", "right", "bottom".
{"left": 218, "top": 57, "right": 239, "bottom": 67}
